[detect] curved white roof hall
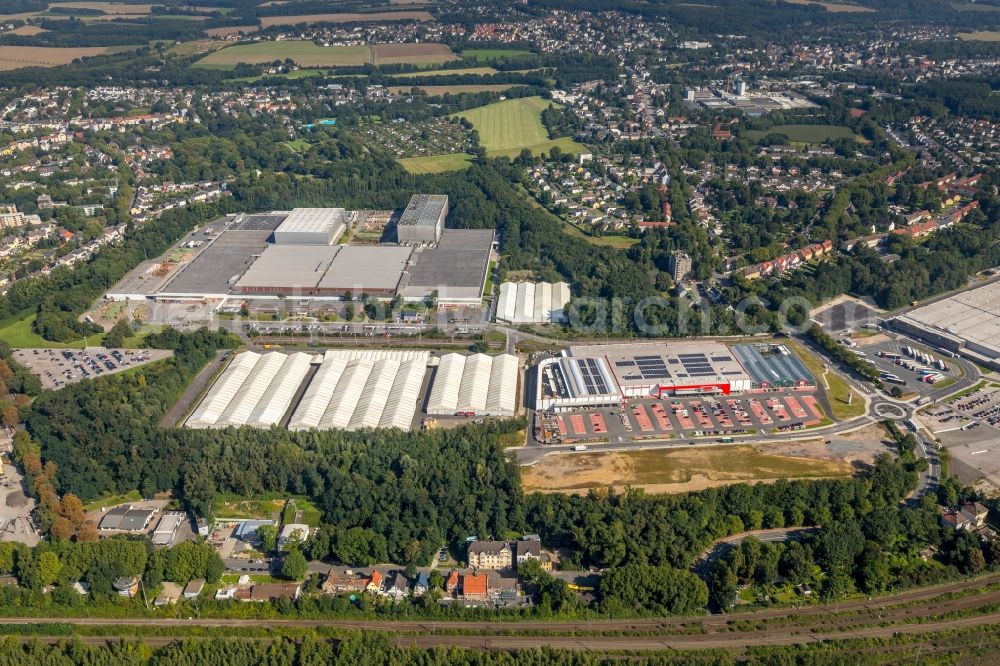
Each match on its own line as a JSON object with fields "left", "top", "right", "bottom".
{"left": 186, "top": 351, "right": 261, "bottom": 428}
{"left": 245, "top": 352, "right": 313, "bottom": 427}
{"left": 379, "top": 359, "right": 426, "bottom": 430}
{"left": 319, "top": 359, "right": 375, "bottom": 430}
{"left": 216, "top": 352, "right": 287, "bottom": 426}
{"left": 347, "top": 358, "right": 401, "bottom": 431}
{"left": 287, "top": 355, "right": 349, "bottom": 430}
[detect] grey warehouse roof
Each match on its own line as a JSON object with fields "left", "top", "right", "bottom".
{"left": 235, "top": 245, "right": 340, "bottom": 291}
{"left": 398, "top": 194, "right": 448, "bottom": 227}
{"left": 318, "top": 245, "right": 413, "bottom": 292}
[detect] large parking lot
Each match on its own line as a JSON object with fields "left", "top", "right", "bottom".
{"left": 13, "top": 347, "right": 173, "bottom": 390}
{"left": 922, "top": 383, "right": 1000, "bottom": 434}
{"left": 531, "top": 390, "right": 825, "bottom": 446}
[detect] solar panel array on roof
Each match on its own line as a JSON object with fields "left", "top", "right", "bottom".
{"left": 576, "top": 358, "right": 610, "bottom": 395}
{"left": 634, "top": 354, "right": 671, "bottom": 380}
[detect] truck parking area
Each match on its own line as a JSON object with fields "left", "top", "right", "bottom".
{"left": 854, "top": 338, "right": 954, "bottom": 397}
{"left": 532, "top": 390, "right": 825, "bottom": 446}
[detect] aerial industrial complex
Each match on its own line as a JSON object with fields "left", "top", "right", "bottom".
{"left": 535, "top": 341, "right": 814, "bottom": 411}
{"left": 893, "top": 281, "right": 1000, "bottom": 369}
{"left": 187, "top": 349, "right": 520, "bottom": 432}
{"left": 107, "top": 195, "right": 494, "bottom": 307}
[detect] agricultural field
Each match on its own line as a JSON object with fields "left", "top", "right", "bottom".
{"left": 389, "top": 84, "right": 519, "bottom": 96}
{"left": 373, "top": 43, "right": 457, "bottom": 65}
{"left": 462, "top": 48, "right": 534, "bottom": 61}
{"left": 6, "top": 26, "right": 48, "bottom": 36}
{"left": 957, "top": 31, "right": 1000, "bottom": 41}
{"left": 48, "top": 2, "right": 155, "bottom": 14}
{"left": 782, "top": 0, "right": 874, "bottom": 11}
{"left": 234, "top": 69, "right": 331, "bottom": 82}
{"left": 0, "top": 46, "right": 108, "bottom": 70}
{"left": 744, "top": 124, "right": 860, "bottom": 144}
{"left": 453, "top": 96, "right": 585, "bottom": 158}
{"left": 398, "top": 153, "right": 474, "bottom": 174}
{"left": 195, "top": 41, "right": 371, "bottom": 68}
{"left": 389, "top": 67, "right": 499, "bottom": 78}
{"left": 259, "top": 10, "right": 433, "bottom": 28}
{"left": 522, "top": 443, "right": 857, "bottom": 494}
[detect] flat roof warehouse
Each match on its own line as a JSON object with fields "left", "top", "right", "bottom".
{"left": 535, "top": 341, "right": 814, "bottom": 411}
{"left": 107, "top": 195, "right": 495, "bottom": 307}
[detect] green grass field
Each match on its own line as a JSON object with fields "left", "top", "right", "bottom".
{"left": 390, "top": 84, "right": 520, "bottom": 96}
{"left": 744, "top": 124, "right": 860, "bottom": 144}
{"left": 0, "top": 313, "right": 102, "bottom": 349}
{"left": 453, "top": 96, "right": 585, "bottom": 157}
{"left": 84, "top": 489, "right": 143, "bottom": 512}
{"left": 785, "top": 339, "right": 866, "bottom": 421}
{"left": 398, "top": 153, "right": 474, "bottom": 174}
{"left": 233, "top": 69, "right": 331, "bottom": 82}
{"left": 462, "top": 48, "right": 534, "bottom": 61}
{"left": 389, "top": 66, "right": 498, "bottom": 78}
{"left": 195, "top": 41, "right": 371, "bottom": 68}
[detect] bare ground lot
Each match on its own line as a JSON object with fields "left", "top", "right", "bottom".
{"left": 6, "top": 26, "right": 48, "bottom": 36}
{"left": 374, "top": 43, "right": 457, "bottom": 65}
{"left": 260, "top": 11, "right": 433, "bottom": 28}
{"left": 0, "top": 46, "right": 107, "bottom": 70}
{"left": 522, "top": 426, "right": 891, "bottom": 494}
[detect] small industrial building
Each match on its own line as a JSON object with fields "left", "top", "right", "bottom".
{"left": 425, "top": 353, "right": 519, "bottom": 417}
{"left": 396, "top": 194, "right": 448, "bottom": 244}
{"left": 272, "top": 208, "right": 345, "bottom": 245}
{"left": 495, "top": 281, "right": 571, "bottom": 324}
{"left": 151, "top": 512, "right": 184, "bottom": 546}
{"left": 892, "top": 281, "right": 1000, "bottom": 369}
{"left": 535, "top": 341, "right": 780, "bottom": 411}
{"left": 98, "top": 505, "right": 157, "bottom": 532}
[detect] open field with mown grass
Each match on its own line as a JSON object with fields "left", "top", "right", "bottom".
{"left": 373, "top": 42, "right": 457, "bottom": 65}
{"left": 398, "top": 153, "right": 474, "bottom": 174}
{"left": 259, "top": 10, "right": 432, "bottom": 28}
{"left": 744, "top": 124, "right": 860, "bottom": 144}
{"left": 522, "top": 445, "right": 854, "bottom": 494}
{"left": 785, "top": 338, "right": 865, "bottom": 420}
{"left": 453, "top": 96, "right": 585, "bottom": 157}
{"left": 48, "top": 1, "right": 155, "bottom": 14}
{"left": 0, "top": 45, "right": 107, "bottom": 70}
{"left": 195, "top": 41, "right": 371, "bottom": 67}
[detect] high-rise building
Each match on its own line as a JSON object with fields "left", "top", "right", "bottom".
{"left": 735, "top": 80, "right": 748, "bottom": 97}
{"left": 668, "top": 251, "right": 692, "bottom": 282}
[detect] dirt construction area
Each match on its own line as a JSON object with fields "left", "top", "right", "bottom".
{"left": 0, "top": 464, "right": 39, "bottom": 546}
{"left": 522, "top": 425, "right": 893, "bottom": 494}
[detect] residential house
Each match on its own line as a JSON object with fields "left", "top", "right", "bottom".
{"left": 515, "top": 539, "right": 550, "bottom": 570}
{"left": 366, "top": 569, "right": 384, "bottom": 594}
{"left": 183, "top": 578, "right": 205, "bottom": 600}
{"left": 238, "top": 583, "right": 301, "bottom": 603}
{"left": 445, "top": 570, "right": 460, "bottom": 594}
{"left": 467, "top": 540, "right": 513, "bottom": 570}
{"left": 113, "top": 575, "right": 140, "bottom": 598}
{"left": 413, "top": 571, "right": 429, "bottom": 597}
{"left": 941, "top": 502, "right": 989, "bottom": 531}
{"left": 321, "top": 570, "right": 367, "bottom": 595}
{"left": 386, "top": 571, "right": 409, "bottom": 599}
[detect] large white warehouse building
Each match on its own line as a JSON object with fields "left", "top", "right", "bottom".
{"left": 426, "top": 353, "right": 519, "bottom": 417}
{"left": 288, "top": 350, "right": 429, "bottom": 431}
{"left": 186, "top": 351, "right": 314, "bottom": 428}
{"left": 495, "top": 281, "right": 571, "bottom": 324}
